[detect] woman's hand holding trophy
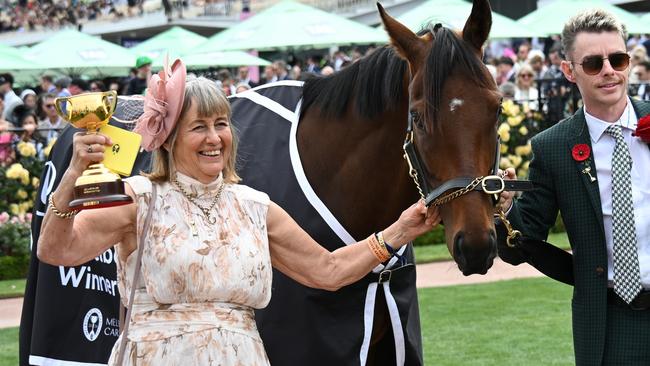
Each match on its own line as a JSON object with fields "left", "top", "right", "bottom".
{"left": 53, "top": 91, "right": 138, "bottom": 210}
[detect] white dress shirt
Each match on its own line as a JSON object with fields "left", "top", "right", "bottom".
{"left": 584, "top": 99, "right": 650, "bottom": 288}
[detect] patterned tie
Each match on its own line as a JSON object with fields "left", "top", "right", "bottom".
{"left": 605, "top": 124, "right": 643, "bottom": 303}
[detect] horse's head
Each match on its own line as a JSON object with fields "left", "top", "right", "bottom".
{"left": 379, "top": 0, "right": 502, "bottom": 275}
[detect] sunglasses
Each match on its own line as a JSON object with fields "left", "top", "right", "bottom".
{"left": 571, "top": 52, "right": 630, "bottom": 75}
{"left": 519, "top": 74, "right": 534, "bottom": 78}
{"left": 45, "top": 104, "right": 55, "bottom": 109}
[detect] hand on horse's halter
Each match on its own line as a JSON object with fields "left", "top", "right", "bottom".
{"left": 496, "top": 167, "right": 517, "bottom": 213}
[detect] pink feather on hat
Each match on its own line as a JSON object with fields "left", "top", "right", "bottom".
{"left": 134, "top": 58, "right": 187, "bottom": 151}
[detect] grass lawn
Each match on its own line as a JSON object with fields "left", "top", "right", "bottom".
{"left": 0, "top": 278, "right": 573, "bottom": 365}
{"left": 419, "top": 277, "right": 573, "bottom": 365}
{"left": 414, "top": 232, "right": 570, "bottom": 264}
{"left": 0, "top": 279, "right": 26, "bottom": 299}
{"left": 0, "top": 327, "right": 18, "bottom": 366}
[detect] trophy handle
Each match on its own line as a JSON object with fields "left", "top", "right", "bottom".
{"left": 102, "top": 90, "right": 118, "bottom": 116}
{"left": 54, "top": 97, "right": 71, "bottom": 121}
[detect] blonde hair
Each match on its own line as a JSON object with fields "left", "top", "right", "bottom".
{"left": 561, "top": 9, "right": 627, "bottom": 60}
{"left": 144, "top": 76, "right": 241, "bottom": 184}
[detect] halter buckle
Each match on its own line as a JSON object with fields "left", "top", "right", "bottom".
{"left": 481, "top": 175, "right": 505, "bottom": 195}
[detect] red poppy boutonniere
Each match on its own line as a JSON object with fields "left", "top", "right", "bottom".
{"left": 572, "top": 144, "right": 596, "bottom": 182}
{"left": 572, "top": 144, "right": 590, "bottom": 162}
{"left": 633, "top": 115, "right": 650, "bottom": 143}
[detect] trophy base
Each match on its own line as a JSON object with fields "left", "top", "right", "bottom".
{"left": 69, "top": 180, "right": 133, "bottom": 210}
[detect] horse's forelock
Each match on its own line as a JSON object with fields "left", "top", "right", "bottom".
{"left": 422, "top": 25, "right": 493, "bottom": 129}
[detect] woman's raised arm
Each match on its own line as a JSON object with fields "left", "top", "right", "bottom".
{"left": 37, "top": 132, "right": 137, "bottom": 267}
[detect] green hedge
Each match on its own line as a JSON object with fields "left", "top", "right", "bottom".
{"left": 414, "top": 213, "right": 566, "bottom": 247}
{"left": 0, "top": 255, "right": 30, "bottom": 280}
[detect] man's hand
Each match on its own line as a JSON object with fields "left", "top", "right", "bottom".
{"left": 497, "top": 167, "right": 517, "bottom": 213}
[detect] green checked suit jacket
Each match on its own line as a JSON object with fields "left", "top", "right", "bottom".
{"left": 499, "top": 99, "right": 650, "bottom": 366}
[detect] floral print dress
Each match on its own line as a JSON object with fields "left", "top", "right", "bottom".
{"left": 108, "top": 173, "right": 272, "bottom": 365}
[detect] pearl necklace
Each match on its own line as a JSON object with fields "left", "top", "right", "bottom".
{"left": 172, "top": 175, "right": 225, "bottom": 231}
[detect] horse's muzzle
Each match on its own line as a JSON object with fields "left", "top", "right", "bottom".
{"left": 453, "top": 230, "right": 497, "bottom": 275}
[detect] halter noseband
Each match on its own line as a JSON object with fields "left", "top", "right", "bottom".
{"left": 402, "top": 110, "right": 534, "bottom": 207}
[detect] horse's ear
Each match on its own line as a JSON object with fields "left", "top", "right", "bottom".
{"left": 462, "top": 0, "right": 492, "bottom": 54}
{"left": 377, "top": 2, "right": 428, "bottom": 65}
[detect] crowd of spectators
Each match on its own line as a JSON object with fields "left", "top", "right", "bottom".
{"left": 2, "top": 33, "right": 650, "bottom": 166}
{"left": 0, "top": 0, "right": 153, "bottom": 33}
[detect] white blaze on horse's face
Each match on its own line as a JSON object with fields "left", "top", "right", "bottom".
{"left": 449, "top": 98, "right": 464, "bottom": 112}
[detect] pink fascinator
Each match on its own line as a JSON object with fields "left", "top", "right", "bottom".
{"left": 134, "top": 58, "right": 187, "bottom": 151}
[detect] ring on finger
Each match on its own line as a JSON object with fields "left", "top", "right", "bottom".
{"left": 87, "top": 144, "right": 93, "bottom": 153}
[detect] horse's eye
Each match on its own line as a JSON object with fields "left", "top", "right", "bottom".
{"left": 410, "top": 111, "right": 424, "bottom": 129}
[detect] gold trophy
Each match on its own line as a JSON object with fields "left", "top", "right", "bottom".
{"left": 55, "top": 91, "right": 133, "bottom": 209}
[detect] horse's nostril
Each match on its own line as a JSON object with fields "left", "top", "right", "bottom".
{"left": 454, "top": 232, "right": 465, "bottom": 262}
{"left": 489, "top": 229, "right": 497, "bottom": 254}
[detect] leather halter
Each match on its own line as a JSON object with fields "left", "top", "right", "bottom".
{"left": 402, "top": 111, "right": 534, "bottom": 207}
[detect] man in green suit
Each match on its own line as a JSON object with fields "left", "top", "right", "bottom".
{"left": 498, "top": 9, "right": 650, "bottom": 366}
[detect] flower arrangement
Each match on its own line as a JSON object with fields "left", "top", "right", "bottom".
{"left": 0, "top": 212, "right": 32, "bottom": 280}
{"left": 497, "top": 99, "right": 542, "bottom": 178}
{"left": 0, "top": 140, "right": 46, "bottom": 215}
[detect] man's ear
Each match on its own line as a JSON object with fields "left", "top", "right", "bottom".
{"left": 561, "top": 60, "right": 575, "bottom": 83}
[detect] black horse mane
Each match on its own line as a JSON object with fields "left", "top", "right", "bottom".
{"left": 300, "top": 24, "right": 492, "bottom": 123}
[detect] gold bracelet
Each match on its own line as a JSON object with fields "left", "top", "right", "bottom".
{"left": 48, "top": 193, "right": 79, "bottom": 219}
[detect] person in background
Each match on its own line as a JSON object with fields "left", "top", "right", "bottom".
{"left": 54, "top": 77, "right": 71, "bottom": 97}
{"left": 273, "top": 60, "right": 289, "bottom": 81}
{"left": 20, "top": 89, "right": 37, "bottom": 109}
{"left": 260, "top": 64, "right": 276, "bottom": 84}
{"left": 39, "top": 75, "right": 56, "bottom": 94}
{"left": 498, "top": 9, "right": 650, "bottom": 365}
{"left": 36, "top": 61, "right": 439, "bottom": 365}
{"left": 90, "top": 80, "right": 107, "bottom": 92}
{"left": 527, "top": 49, "right": 548, "bottom": 79}
{"left": 1, "top": 73, "right": 23, "bottom": 123}
{"left": 126, "top": 56, "right": 152, "bottom": 95}
{"left": 633, "top": 61, "right": 650, "bottom": 101}
{"left": 68, "top": 78, "right": 89, "bottom": 95}
{"left": 37, "top": 93, "right": 67, "bottom": 144}
{"left": 235, "top": 82, "right": 251, "bottom": 94}
{"left": 496, "top": 56, "right": 516, "bottom": 86}
{"left": 236, "top": 66, "right": 257, "bottom": 88}
{"left": 514, "top": 63, "right": 539, "bottom": 110}
{"left": 320, "top": 65, "right": 334, "bottom": 76}
{"left": 12, "top": 104, "right": 45, "bottom": 158}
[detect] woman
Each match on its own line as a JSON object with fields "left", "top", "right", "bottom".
{"left": 514, "top": 63, "right": 539, "bottom": 111}
{"left": 37, "top": 60, "right": 439, "bottom": 365}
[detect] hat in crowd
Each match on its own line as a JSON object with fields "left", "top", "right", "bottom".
{"left": 134, "top": 58, "right": 186, "bottom": 152}
{"left": 135, "top": 56, "right": 153, "bottom": 69}
{"left": 20, "top": 89, "right": 36, "bottom": 100}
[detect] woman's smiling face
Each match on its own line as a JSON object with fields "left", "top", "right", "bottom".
{"left": 171, "top": 99, "right": 232, "bottom": 184}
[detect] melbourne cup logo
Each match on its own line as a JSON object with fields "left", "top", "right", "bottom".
{"left": 82, "top": 308, "right": 103, "bottom": 341}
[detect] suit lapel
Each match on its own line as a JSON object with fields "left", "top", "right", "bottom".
{"left": 566, "top": 108, "right": 604, "bottom": 221}
{"left": 631, "top": 99, "right": 650, "bottom": 151}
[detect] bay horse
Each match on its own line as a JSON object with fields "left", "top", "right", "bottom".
{"left": 230, "top": 0, "right": 503, "bottom": 364}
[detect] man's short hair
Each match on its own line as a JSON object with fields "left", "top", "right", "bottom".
{"left": 41, "top": 74, "right": 54, "bottom": 83}
{"left": 54, "top": 76, "right": 71, "bottom": 89}
{"left": 0, "top": 73, "right": 14, "bottom": 86}
{"left": 70, "top": 78, "right": 89, "bottom": 91}
{"left": 561, "top": 9, "right": 627, "bottom": 59}
{"left": 497, "top": 56, "right": 514, "bottom": 67}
